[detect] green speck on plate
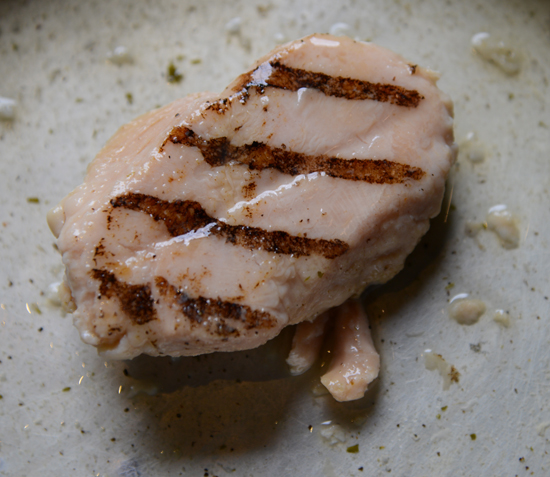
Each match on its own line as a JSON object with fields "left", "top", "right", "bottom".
{"left": 166, "top": 62, "right": 183, "bottom": 83}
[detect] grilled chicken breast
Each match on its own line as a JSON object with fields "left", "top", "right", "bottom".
{"left": 48, "top": 34, "right": 455, "bottom": 401}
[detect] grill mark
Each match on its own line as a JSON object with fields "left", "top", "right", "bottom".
{"left": 155, "top": 277, "right": 277, "bottom": 337}
{"left": 165, "top": 127, "right": 424, "bottom": 184}
{"left": 91, "top": 269, "right": 157, "bottom": 325}
{"left": 111, "top": 193, "right": 348, "bottom": 259}
{"left": 262, "top": 61, "right": 424, "bottom": 107}
{"left": 202, "top": 60, "right": 423, "bottom": 113}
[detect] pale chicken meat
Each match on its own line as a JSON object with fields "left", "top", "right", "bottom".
{"left": 48, "top": 34, "right": 456, "bottom": 401}
{"left": 320, "top": 300, "right": 380, "bottom": 402}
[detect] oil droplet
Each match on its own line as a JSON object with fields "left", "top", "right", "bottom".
{"left": 460, "top": 132, "right": 486, "bottom": 164}
{"left": 273, "top": 32, "right": 286, "bottom": 44}
{"left": 471, "top": 32, "right": 522, "bottom": 75}
{"left": 106, "top": 46, "right": 133, "bottom": 65}
{"left": 46, "top": 282, "right": 63, "bottom": 307}
{"left": 465, "top": 221, "right": 484, "bottom": 238}
{"left": 536, "top": 422, "right": 550, "bottom": 437}
{"left": 329, "top": 22, "right": 353, "bottom": 37}
{"left": 225, "top": 17, "right": 242, "bottom": 34}
{"left": 319, "top": 422, "right": 346, "bottom": 446}
{"left": 311, "top": 381, "right": 330, "bottom": 397}
{"left": 493, "top": 309, "right": 511, "bottom": 327}
{"left": 449, "top": 295, "right": 486, "bottom": 325}
{"left": 0, "top": 97, "right": 16, "bottom": 121}
{"left": 486, "top": 205, "right": 520, "bottom": 249}
{"left": 124, "top": 377, "right": 158, "bottom": 398}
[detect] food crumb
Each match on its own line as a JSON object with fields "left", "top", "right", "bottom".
{"left": 536, "top": 421, "right": 550, "bottom": 437}
{"left": 424, "top": 350, "right": 460, "bottom": 390}
{"left": 460, "top": 132, "right": 486, "bottom": 164}
{"left": 27, "top": 197, "right": 40, "bottom": 204}
{"left": 0, "top": 97, "right": 16, "bottom": 120}
{"left": 273, "top": 32, "right": 287, "bottom": 44}
{"left": 45, "top": 282, "right": 63, "bottom": 308}
{"left": 469, "top": 343, "right": 482, "bottom": 353}
{"left": 470, "top": 433, "right": 477, "bottom": 441}
{"left": 166, "top": 63, "right": 183, "bottom": 83}
{"left": 319, "top": 422, "right": 346, "bottom": 446}
{"left": 329, "top": 22, "right": 353, "bottom": 37}
{"left": 465, "top": 221, "right": 484, "bottom": 238}
{"left": 124, "top": 377, "right": 158, "bottom": 398}
{"left": 493, "top": 309, "right": 511, "bottom": 327}
{"left": 346, "top": 444, "right": 359, "bottom": 453}
{"left": 486, "top": 205, "right": 520, "bottom": 249}
{"left": 224, "top": 17, "right": 242, "bottom": 34}
{"left": 449, "top": 295, "right": 486, "bottom": 325}
{"left": 106, "top": 46, "right": 133, "bottom": 65}
{"left": 471, "top": 32, "right": 522, "bottom": 75}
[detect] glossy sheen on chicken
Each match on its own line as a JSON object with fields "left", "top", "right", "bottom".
{"left": 48, "top": 34, "right": 456, "bottom": 361}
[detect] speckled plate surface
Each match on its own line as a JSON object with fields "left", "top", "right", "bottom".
{"left": 1, "top": 1, "right": 549, "bottom": 475}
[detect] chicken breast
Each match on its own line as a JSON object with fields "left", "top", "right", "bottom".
{"left": 48, "top": 34, "right": 456, "bottom": 400}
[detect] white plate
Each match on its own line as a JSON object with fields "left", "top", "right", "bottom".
{"left": 1, "top": 0, "right": 549, "bottom": 475}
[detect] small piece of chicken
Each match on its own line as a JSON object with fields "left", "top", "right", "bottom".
{"left": 320, "top": 300, "right": 380, "bottom": 402}
{"left": 286, "top": 311, "right": 330, "bottom": 376}
{"left": 48, "top": 34, "right": 456, "bottom": 401}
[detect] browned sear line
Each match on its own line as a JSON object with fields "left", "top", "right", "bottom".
{"left": 111, "top": 193, "right": 213, "bottom": 237}
{"left": 111, "top": 193, "right": 349, "bottom": 259}
{"left": 220, "top": 60, "right": 422, "bottom": 108}
{"left": 91, "top": 269, "right": 157, "bottom": 325}
{"left": 156, "top": 277, "right": 277, "bottom": 337}
{"left": 167, "top": 127, "right": 424, "bottom": 184}
{"left": 264, "top": 61, "right": 423, "bottom": 107}
{"left": 202, "top": 60, "right": 423, "bottom": 115}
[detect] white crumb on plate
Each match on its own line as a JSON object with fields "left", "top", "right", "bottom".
{"left": 0, "top": 97, "right": 16, "bottom": 120}
{"left": 449, "top": 294, "right": 486, "bottom": 325}
{"left": 106, "top": 46, "right": 133, "bottom": 65}
{"left": 486, "top": 205, "right": 520, "bottom": 249}
{"left": 471, "top": 32, "right": 522, "bottom": 75}
{"left": 424, "top": 350, "right": 460, "bottom": 390}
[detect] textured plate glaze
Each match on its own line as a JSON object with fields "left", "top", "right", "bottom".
{"left": 1, "top": 1, "right": 549, "bottom": 475}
